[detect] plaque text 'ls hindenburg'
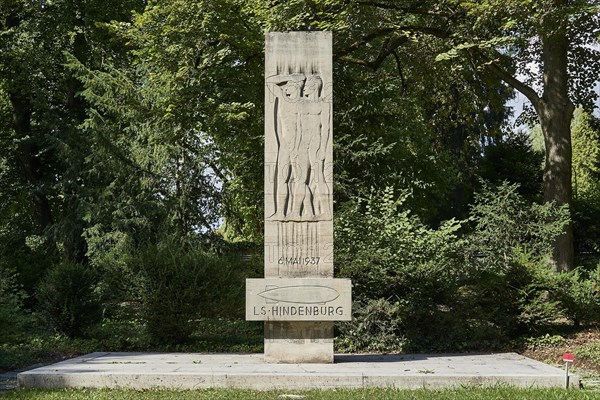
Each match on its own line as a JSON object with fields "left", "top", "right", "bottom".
{"left": 245, "top": 31, "right": 351, "bottom": 364}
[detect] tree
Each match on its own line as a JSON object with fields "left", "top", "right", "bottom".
{"left": 245, "top": 0, "right": 514, "bottom": 223}
{"left": 69, "top": 0, "right": 516, "bottom": 246}
{"left": 68, "top": 0, "right": 267, "bottom": 243}
{"left": 326, "top": 0, "right": 600, "bottom": 271}
{"left": 479, "top": 130, "right": 544, "bottom": 202}
{"left": 571, "top": 108, "right": 600, "bottom": 203}
{"left": 570, "top": 108, "right": 600, "bottom": 258}
{"left": 0, "top": 0, "right": 144, "bottom": 270}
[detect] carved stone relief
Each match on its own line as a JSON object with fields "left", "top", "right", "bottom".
{"left": 266, "top": 72, "right": 332, "bottom": 222}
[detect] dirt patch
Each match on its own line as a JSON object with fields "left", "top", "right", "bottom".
{"left": 521, "top": 327, "right": 600, "bottom": 374}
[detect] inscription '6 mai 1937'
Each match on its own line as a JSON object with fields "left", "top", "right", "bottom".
{"left": 278, "top": 256, "right": 319, "bottom": 265}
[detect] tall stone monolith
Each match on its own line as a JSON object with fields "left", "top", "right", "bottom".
{"left": 245, "top": 31, "right": 350, "bottom": 364}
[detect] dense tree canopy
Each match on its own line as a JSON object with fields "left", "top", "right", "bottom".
{"left": 0, "top": 1, "right": 599, "bottom": 351}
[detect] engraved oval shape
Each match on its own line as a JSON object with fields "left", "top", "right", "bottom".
{"left": 257, "top": 285, "right": 339, "bottom": 304}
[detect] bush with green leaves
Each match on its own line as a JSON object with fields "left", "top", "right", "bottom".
{"left": 466, "top": 182, "right": 600, "bottom": 330}
{"left": 574, "top": 341, "right": 600, "bottom": 365}
{"left": 36, "top": 262, "right": 102, "bottom": 338}
{"left": 552, "top": 263, "right": 600, "bottom": 326}
{"left": 337, "top": 298, "right": 405, "bottom": 353}
{"left": 335, "top": 187, "right": 465, "bottom": 301}
{"left": 335, "top": 187, "right": 470, "bottom": 351}
{"left": 459, "top": 182, "right": 570, "bottom": 336}
{"left": 130, "top": 236, "right": 250, "bottom": 344}
{"left": 504, "top": 257, "right": 564, "bottom": 333}
{"left": 335, "top": 183, "right": 571, "bottom": 352}
{"left": 467, "top": 181, "right": 569, "bottom": 273}
{"left": 0, "top": 268, "right": 30, "bottom": 344}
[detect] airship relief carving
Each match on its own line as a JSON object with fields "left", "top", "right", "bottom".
{"left": 258, "top": 285, "right": 340, "bottom": 304}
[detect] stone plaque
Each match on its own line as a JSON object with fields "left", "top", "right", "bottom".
{"left": 246, "top": 278, "right": 352, "bottom": 321}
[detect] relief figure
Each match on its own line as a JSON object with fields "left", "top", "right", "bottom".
{"left": 266, "top": 73, "right": 331, "bottom": 221}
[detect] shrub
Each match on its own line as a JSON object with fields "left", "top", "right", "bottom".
{"left": 36, "top": 261, "right": 102, "bottom": 337}
{"left": 131, "top": 236, "right": 248, "bottom": 344}
{"left": 335, "top": 187, "right": 465, "bottom": 303}
{"left": 0, "top": 268, "right": 30, "bottom": 344}
{"left": 575, "top": 342, "right": 600, "bottom": 365}
{"left": 523, "top": 334, "right": 566, "bottom": 350}
{"left": 335, "top": 183, "right": 571, "bottom": 352}
{"left": 509, "top": 259, "right": 563, "bottom": 333}
{"left": 467, "top": 181, "right": 569, "bottom": 273}
{"left": 552, "top": 263, "right": 600, "bottom": 325}
{"left": 337, "top": 299, "right": 405, "bottom": 353}
{"left": 464, "top": 182, "right": 570, "bottom": 334}
{"left": 335, "top": 187, "right": 468, "bottom": 351}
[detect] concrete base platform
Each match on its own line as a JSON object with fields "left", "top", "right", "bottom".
{"left": 17, "top": 352, "right": 576, "bottom": 390}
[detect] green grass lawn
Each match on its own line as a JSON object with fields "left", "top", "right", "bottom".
{"left": 3, "top": 388, "right": 600, "bottom": 400}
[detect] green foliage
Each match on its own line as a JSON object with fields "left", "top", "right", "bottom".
{"left": 571, "top": 109, "right": 600, "bottom": 260}
{"left": 337, "top": 299, "right": 405, "bottom": 353}
{"left": 0, "top": 317, "right": 262, "bottom": 372}
{"left": 465, "top": 183, "right": 570, "bottom": 333}
{"left": 130, "top": 236, "right": 249, "bottom": 344}
{"left": 0, "top": 334, "right": 103, "bottom": 373}
{"left": 575, "top": 342, "right": 600, "bottom": 365}
{"left": 523, "top": 334, "right": 566, "bottom": 350}
{"left": 327, "top": 1, "right": 513, "bottom": 223}
{"left": 572, "top": 108, "right": 600, "bottom": 203}
{"left": 335, "top": 187, "right": 464, "bottom": 303}
{"left": 36, "top": 262, "right": 102, "bottom": 338}
{"left": 83, "top": 317, "right": 151, "bottom": 353}
{"left": 0, "top": 268, "right": 30, "bottom": 344}
{"left": 527, "top": 110, "right": 600, "bottom": 266}
{"left": 0, "top": 0, "right": 597, "bottom": 360}
{"left": 0, "top": 0, "right": 146, "bottom": 270}
{"left": 437, "top": 0, "right": 600, "bottom": 110}
{"left": 333, "top": 63, "right": 466, "bottom": 222}
{"left": 479, "top": 131, "right": 543, "bottom": 202}
{"left": 336, "top": 182, "right": 573, "bottom": 351}
{"left": 188, "top": 319, "right": 262, "bottom": 353}
{"left": 509, "top": 260, "right": 564, "bottom": 332}
{"left": 336, "top": 187, "right": 473, "bottom": 351}
{"left": 552, "top": 264, "right": 600, "bottom": 326}
{"left": 333, "top": 0, "right": 598, "bottom": 271}
{"left": 468, "top": 181, "right": 569, "bottom": 272}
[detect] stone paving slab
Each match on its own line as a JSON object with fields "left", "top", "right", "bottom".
{"left": 17, "top": 352, "right": 576, "bottom": 390}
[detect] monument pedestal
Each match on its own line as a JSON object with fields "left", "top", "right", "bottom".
{"left": 264, "top": 322, "right": 333, "bottom": 363}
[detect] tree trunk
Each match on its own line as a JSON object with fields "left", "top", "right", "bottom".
{"left": 62, "top": 23, "right": 89, "bottom": 264}
{"left": 537, "top": 28, "right": 575, "bottom": 272}
{"left": 539, "top": 101, "right": 574, "bottom": 272}
{"left": 487, "top": 6, "right": 576, "bottom": 271}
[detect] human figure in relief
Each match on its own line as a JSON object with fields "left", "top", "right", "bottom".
{"left": 293, "top": 75, "right": 331, "bottom": 220}
{"left": 266, "top": 73, "right": 331, "bottom": 221}
{"left": 265, "top": 73, "right": 304, "bottom": 220}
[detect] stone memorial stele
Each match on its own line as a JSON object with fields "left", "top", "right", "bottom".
{"left": 245, "top": 31, "right": 351, "bottom": 364}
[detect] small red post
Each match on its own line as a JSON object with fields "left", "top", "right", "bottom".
{"left": 563, "top": 353, "right": 574, "bottom": 389}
